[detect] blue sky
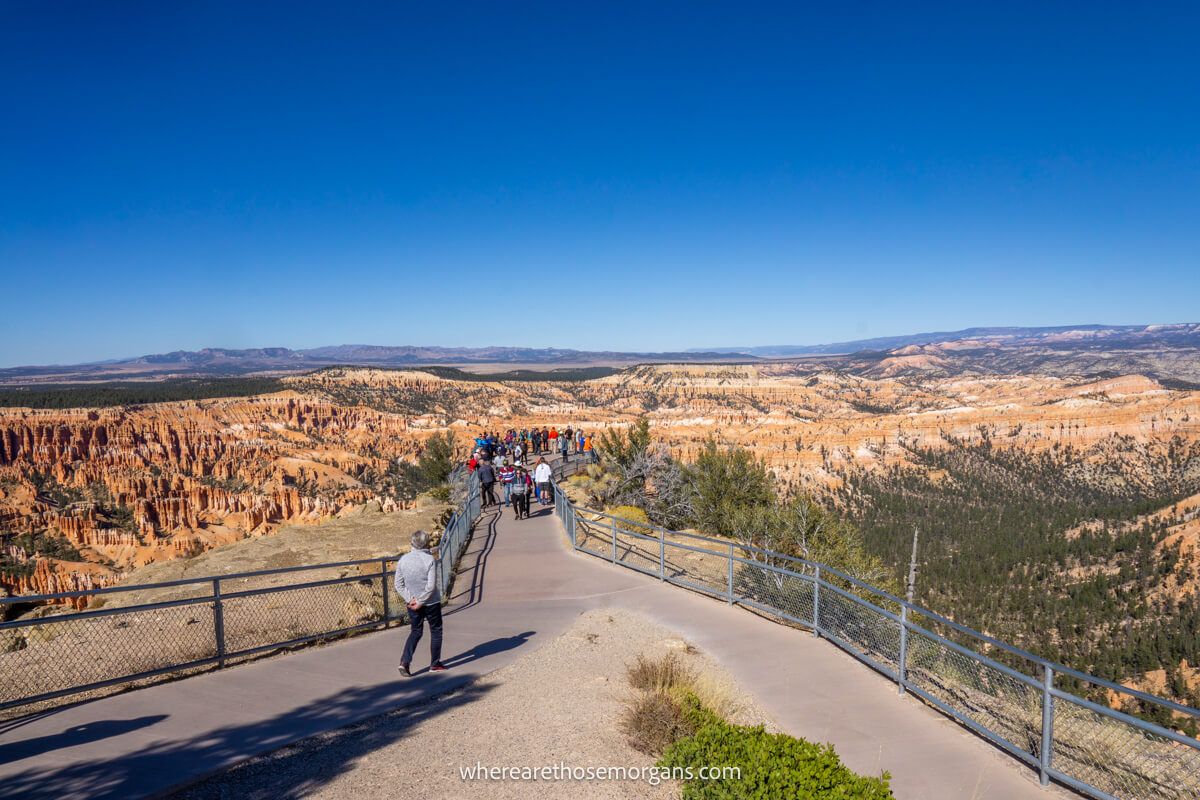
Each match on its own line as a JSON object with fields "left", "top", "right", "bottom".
{"left": 2, "top": 2, "right": 1198, "bottom": 366}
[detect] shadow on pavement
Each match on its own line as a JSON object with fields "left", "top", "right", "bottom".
{"left": 0, "top": 715, "right": 167, "bottom": 764}
{"left": 440, "top": 632, "right": 535, "bottom": 670}
{"left": 0, "top": 678, "right": 491, "bottom": 800}
{"left": 447, "top": 510, "right": 499, "bottom": 615}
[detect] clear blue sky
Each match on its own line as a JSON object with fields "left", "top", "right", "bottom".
{"left": 2, "top": 2, "right": 1198, "bottom": 366}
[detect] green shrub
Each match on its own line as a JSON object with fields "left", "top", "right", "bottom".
{"left": 685, "top": 439, "right": 775, "bottom": 539}
{"left": 426, "top": 484, "right": 452, "bottom": 503}
{"left": 659, "top": 714, "right": 893, "bottom": 799}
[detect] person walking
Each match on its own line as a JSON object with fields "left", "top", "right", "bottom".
{"left": 564, "top": 427, "right": 574, "bottom": 455}
{"left": 499, "top": 462, "right": 516, "bottom": 506}
{"left": 560, "top": 429, "right": 570, "bottom": 462}
{"left": 477, "top": 459, "right": 497, "bottom": 507}
{"left": 534, "top": 457, "right": 553, "bottom": 506}
{"left": 511, "top": 466, "right": 532, "bottom": 518}
{"left": 395, "top": 530, "right": 446, "bottom": 676}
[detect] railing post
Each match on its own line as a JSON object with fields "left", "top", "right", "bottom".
{"left": 212, "top": 578, "right": 226, "bottom": 668}
{"left": 812, "top": 566, "right": 821, "bottom": 638}
{"left": 727, "top": 543, "right": 735, "bottom": 604}
{"left": 898, "top": 604, "right": 908, "bottom": 695}
{"left": 380, "top": 558, "right": 390, "bottom": 628}
{"left": 659, "top": 529, "right": 665, "bottom": 580}
{"left": 1040, "top": 664, "right": 1054, "bottom": 787}
{"left": 610, "top": 516, "right": 618, "bottom": 564}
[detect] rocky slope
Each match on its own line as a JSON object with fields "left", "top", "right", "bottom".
{"left": 0, "top": 394, "right": 429, "bottom": 602}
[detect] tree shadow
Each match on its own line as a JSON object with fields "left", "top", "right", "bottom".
{"left": 0, "top": 677, "right": 491, "bottom": 800}
{"left": 0, "top": 715, "right": 167, "bottom": 763}
{"left": 440, "top": 632, "right": 535, "bottom": 669}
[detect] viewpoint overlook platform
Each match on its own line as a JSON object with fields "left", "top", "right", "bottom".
{"left": 0, "top": 498, "right": 1064, "bottom": 800}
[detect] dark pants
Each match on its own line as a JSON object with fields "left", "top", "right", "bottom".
{"left": 482, "top": 481, "right": 496, "bottom": 506}
{"left": 402, "top": 602, "right": 443, "bottom": 667}
{"left": 513, "top": 492, "right": 530, "bottom": 517}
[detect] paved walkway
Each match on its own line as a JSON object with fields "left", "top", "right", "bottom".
{"left": 0, "top": 498, "right": 1068, "bottom": 800}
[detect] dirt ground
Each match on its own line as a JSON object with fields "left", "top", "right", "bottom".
{"left": 100, "top": 494, "right": 451, "bottom": 608}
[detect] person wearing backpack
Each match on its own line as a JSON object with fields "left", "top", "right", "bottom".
{"left": 510, "top": 467, "right": 532, "bottom": 518}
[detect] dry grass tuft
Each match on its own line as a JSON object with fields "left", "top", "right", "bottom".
{"left": 621, "top": 651, "right": 717, "bottom": 756}
{"left": 627, "top": 651, "right": 695, "bottom": 694}
{"left": 621, "top": 690, "right": 697, "bottom": 755}
{"left": 688, "top": 671, "right": 743, "bottom": 722}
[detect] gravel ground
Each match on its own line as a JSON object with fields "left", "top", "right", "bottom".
{"left": 169, "top": 608, "right": 772, "bottom": 800}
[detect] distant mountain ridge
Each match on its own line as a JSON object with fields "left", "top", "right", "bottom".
{"left": 3, "top": 323, "right": 1198, "bottom": 385}
{"left": 694, "top": 323, "right": 1188, "bottom": 356}
{"left": 0, "top": 344, "right": 756, "bottom": 384}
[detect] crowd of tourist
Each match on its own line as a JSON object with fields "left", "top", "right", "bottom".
{"left": 465, "top": 427, "right": 596, "bottom": 519}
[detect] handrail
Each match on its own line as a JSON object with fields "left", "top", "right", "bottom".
{"left": 551, "top": 474, "right": 1200, "bottom": 800}
{"left": 576, "top": 506, "right": 1200, "bottom": 717}
{"left": 0, "top": 556, "right": 400, "bottom": 606}
{"left": 0, "top": 469, "right": 485, "bottom": 714}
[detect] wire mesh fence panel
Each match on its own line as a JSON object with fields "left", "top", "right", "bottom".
{"left": 733, "top": 560, "right": 814, "bottom": 626}
{"left": 220, "top": 579, "right": 383, "bottom": 657}
{"left": 613, "top": 527, "right": 661, "bottom": 574}
{"left": 573, "top": 514, "right": 611, "bottom": 558}
{"left": 815, "top": 587, "right": 901, "bottom": 673}
{"left": 1051, "top": 694, "right": 1200, "bottom": 800}
{"left": 903, "top": 626, "right": 1042, "bottom": 759}
{"left": 663, "top": 540, "right": 727, "bottom": 596}
{"left": 382, "top": 558, "right": 406, "bottom": 623}
{"left": 0, "top": 601, "right": 217, "bottom": 707}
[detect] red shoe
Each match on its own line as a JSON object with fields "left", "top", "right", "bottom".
{"left": 430, "top": 663, "right": 448, "bottom": 672}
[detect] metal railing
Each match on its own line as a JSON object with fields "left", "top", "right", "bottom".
{"left": 550, "top": 479, "right": 1200, "bottom": 800}
{"left": 0, "top": 472, "right": 482, "bottom": 715}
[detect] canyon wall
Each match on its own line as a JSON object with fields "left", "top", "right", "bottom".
{"left": 4, "top": 365, "right": 1200, "bottom": 604}
{"left": 0, "top": 393, "right": 428, "bottom": 602}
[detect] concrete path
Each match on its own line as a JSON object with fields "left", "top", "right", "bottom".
{"left": 0, "top": 498, "right": 1068, "bottom": 800}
